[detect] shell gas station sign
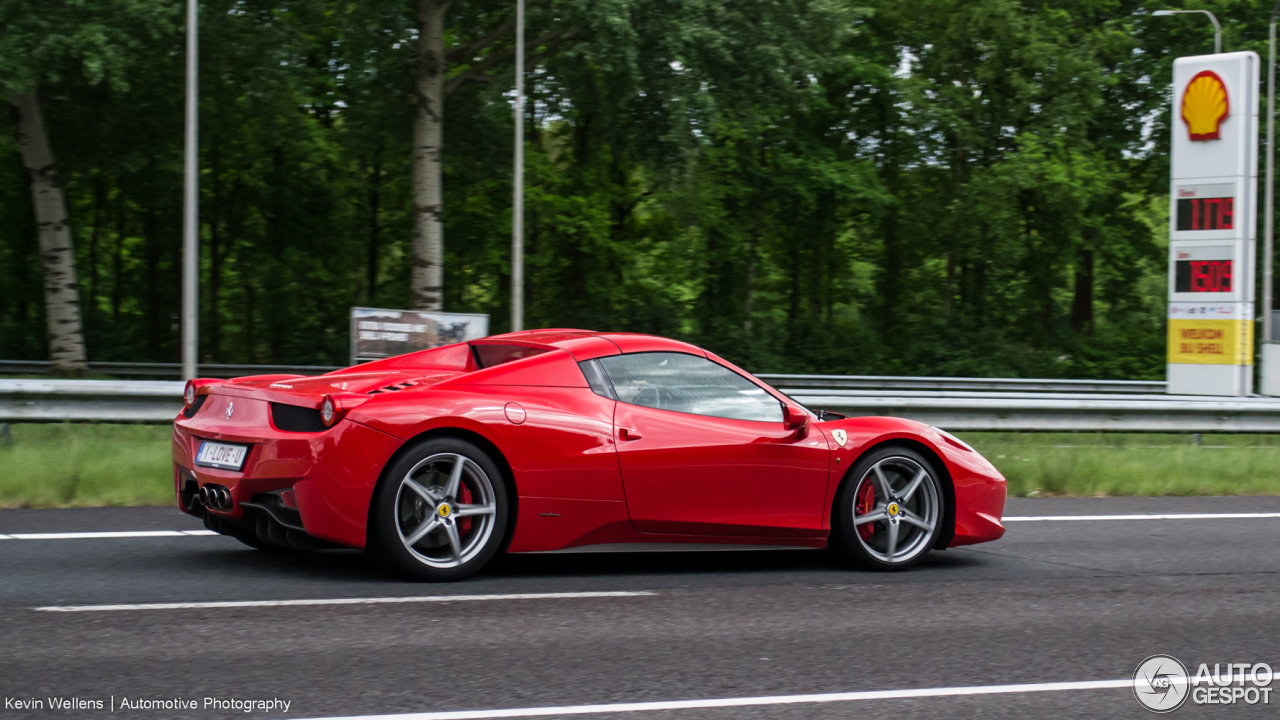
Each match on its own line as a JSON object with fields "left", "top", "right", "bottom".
{"left": 1168, "top": 52, "right": 1259, "bottom": 396}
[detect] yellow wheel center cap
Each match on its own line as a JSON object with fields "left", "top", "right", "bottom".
{"left": 887, "top": 502, "right": 900, "bottom": 517}
{"left": 437, "top": 503, "right": 452, "bottom": 519}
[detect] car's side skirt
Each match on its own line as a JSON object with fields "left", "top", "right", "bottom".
{"left": 519, "top": 542, "right": 826, "bottom": 554}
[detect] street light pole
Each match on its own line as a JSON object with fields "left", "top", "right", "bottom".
{"left": 181, "top": 0, "right": 199, "bottom": 380}
{"left": 1152, "top": 9, "right": 1223, "bottom": 54}
{"left": 1267, "top": 3, "right": 1278, "bottom": 348}
{"left": 511, "top": 0, "right": 525, "bottom": 332}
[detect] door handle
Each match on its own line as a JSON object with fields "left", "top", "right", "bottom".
{"left": 619, "top": 428, "right": 643, "bottom": 441}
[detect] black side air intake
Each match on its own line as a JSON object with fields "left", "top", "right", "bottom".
{"left": 270, "top": 403, "right": 327, "bottom": 432}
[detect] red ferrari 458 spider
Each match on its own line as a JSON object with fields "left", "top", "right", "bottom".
{"left": 173, "top": 330, "right": 1006, "bottom": 580}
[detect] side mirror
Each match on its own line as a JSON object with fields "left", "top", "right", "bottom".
{"left": 785, "top": 405, "right": 809, "bottom": 431}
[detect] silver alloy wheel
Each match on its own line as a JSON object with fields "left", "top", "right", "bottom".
{"left": 850, "top": 455, "right": 940, "bottom": 565}
{"left": 394, "top": 452, "right": 498, "bottom": 569}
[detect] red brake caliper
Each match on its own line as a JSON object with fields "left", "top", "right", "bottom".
{"left": 458, "top": 482, "right": 473, "bottom": 535}
{"left": 855, "top": 481, "right": 877, "bottom": 541}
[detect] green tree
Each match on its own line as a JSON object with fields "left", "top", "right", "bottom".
{"left": 0, "top": 0, "right": 173, "bottom": 371}
{"left": 0, "top": 0, "right": 1239, "bottom": 383}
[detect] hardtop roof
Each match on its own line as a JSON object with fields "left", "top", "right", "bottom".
{"left": 478, "top": 329, "right": 706, "bottom": 356}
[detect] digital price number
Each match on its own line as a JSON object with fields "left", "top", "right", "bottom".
{"left": 1176, "top": 196, "right": 1234, "bottom": 231}
{"left": 1175, "top": 259, "right": 1232, "bottom": 293}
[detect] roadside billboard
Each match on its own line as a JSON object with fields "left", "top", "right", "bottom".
{"left": 350, "top": 307, "right": 489, "bottom": 365}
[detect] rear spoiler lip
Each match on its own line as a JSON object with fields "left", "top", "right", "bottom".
{"left": 210, "top": 371, "right": 457, "bottom": 408}
{"left": 209, "top": 384, "right": 320, "bottom": 409}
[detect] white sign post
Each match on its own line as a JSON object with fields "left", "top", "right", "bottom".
{"left": 1167, "top": 52, "right": 1260, "bottom": 396}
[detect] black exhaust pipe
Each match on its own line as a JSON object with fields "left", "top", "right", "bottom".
{"left": 199, "top": 485, "right": 234, "bottom": 510}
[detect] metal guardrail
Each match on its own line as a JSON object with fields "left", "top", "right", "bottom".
{"left": 0, "top": 360, "right": 339, "bottom": 379}
{"left": 0, "top": 359, "right": 1166, "bottom": 394}
{"left": 755, "top": 374, "right": 1166, "bottom": 395}
{"left": 781, "top": 389, "right": 1280, "bottom": 433}
{"left": 0, "top": 379, "right": 184, "bottom": 423}
{"left": 3, "top": 375, "right": 1280, "bottom": 432}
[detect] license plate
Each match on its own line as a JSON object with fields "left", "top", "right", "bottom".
{"left": 195, "top": 441, "right": 249, "bottom": 471}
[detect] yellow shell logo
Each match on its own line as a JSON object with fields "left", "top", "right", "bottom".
{"left": 1181, "top": 70, "right": 1230, "bottom": 141}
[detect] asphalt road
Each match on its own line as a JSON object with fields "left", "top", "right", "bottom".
{"left": 2, "top": 496, "right": 1279, "bottom": 719}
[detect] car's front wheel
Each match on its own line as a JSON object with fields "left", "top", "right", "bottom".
{"left": 831, "top": 446, "right": 944, "bottom": 571}
{"left": 370, "top": 438, "right": 509, "bottom": 582}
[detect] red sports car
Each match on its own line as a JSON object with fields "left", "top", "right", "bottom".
{"left": 173, "top": 330, "right": 1006, "bottom": 580}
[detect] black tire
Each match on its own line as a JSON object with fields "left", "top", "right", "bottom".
{"left": 831, "top": 445, "right": 944, "bottom": 571}
{"left": 369, "top": 437, "right": 509, "bottom": 582}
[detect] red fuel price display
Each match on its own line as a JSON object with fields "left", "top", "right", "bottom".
{"left": 1176, "top": 197, "right": 1234, "bottom": 231}
{"left": 1175, "top": 259, "right": 1233, "bottom": 293}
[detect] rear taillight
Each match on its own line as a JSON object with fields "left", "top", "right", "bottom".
{"left": 320, "top": 393, "right": 369, "bottom": 428}
{"left": 183, "top": 379, "right": 220, "bottom": 411}
{"left": 321, "top": 395, "right": 338, "bottom": 427}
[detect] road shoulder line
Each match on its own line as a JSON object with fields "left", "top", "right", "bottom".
{"left": 35, "top": 591, "right": 657, "bottom": 613}
{"left": 297, "top": 678, "right": 1134, "bottom": 720}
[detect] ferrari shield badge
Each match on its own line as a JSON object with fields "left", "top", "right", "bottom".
{"left": 832, "top": 429, "right": 847, "bottom": 447}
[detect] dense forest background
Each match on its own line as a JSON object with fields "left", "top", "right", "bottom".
{"left": 0, "top": 1, "right": 1270, "bottom": 377}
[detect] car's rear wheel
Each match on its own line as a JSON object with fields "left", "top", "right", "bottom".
{"left": 831, "top": 446, "right": 943, "bottom": 571}
{"left": 370, "top": 438, "right": 509, "bottom": 582}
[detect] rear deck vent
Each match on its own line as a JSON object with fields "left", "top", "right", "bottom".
{"left": 270, "top": 403, "right": 326, "bottom": 432}
{"left": 368, "top": 380, "right": 418, "bottom": 395}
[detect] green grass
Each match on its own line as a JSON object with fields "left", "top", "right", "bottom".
{"left": 957, "top": 432, "right": 1280, "bottom": 498}
{"left": 2, "top": 425, "right": 1280, "bottom": 508}
{"left": 0, "top": 424, "right": 174, "bottom": 508}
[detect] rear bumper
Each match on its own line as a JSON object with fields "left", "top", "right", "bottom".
{"left": 172, "top": 401, "right": 403, "bottom": 549}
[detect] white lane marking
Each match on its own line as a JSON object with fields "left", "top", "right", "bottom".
{"left": 1005, "top": 512, "right": 1280, "bottom": 522}
{"left": 298, "top": 678, "right": 1133, "bottom": 720}
{"left": 10, "top": 530, "right": 189, "bottom": 539}
{"left": 35, "top": 591, "right": 656, "bottom": 613}
{"left": 1, "top": 529, "right": 217, "bottom": 540}
{"left": 10, "top": 509, "right": 1280, "bottom": 538}
{"left": 6, "top": 512, "right": 1276, "bottom": 540}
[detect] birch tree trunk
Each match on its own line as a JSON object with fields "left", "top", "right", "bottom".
{"left": 411, "top": 0, "right": 449, "bottom": 310}
{"left": 11, "top": 91, "right": 88, "bottom": 373}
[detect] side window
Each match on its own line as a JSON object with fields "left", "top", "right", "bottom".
{"left": 597, "top": 352, "right": 784, "bottom": 422}
{"left": 578, "top": 359, "right": 617, "bottom": 400}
